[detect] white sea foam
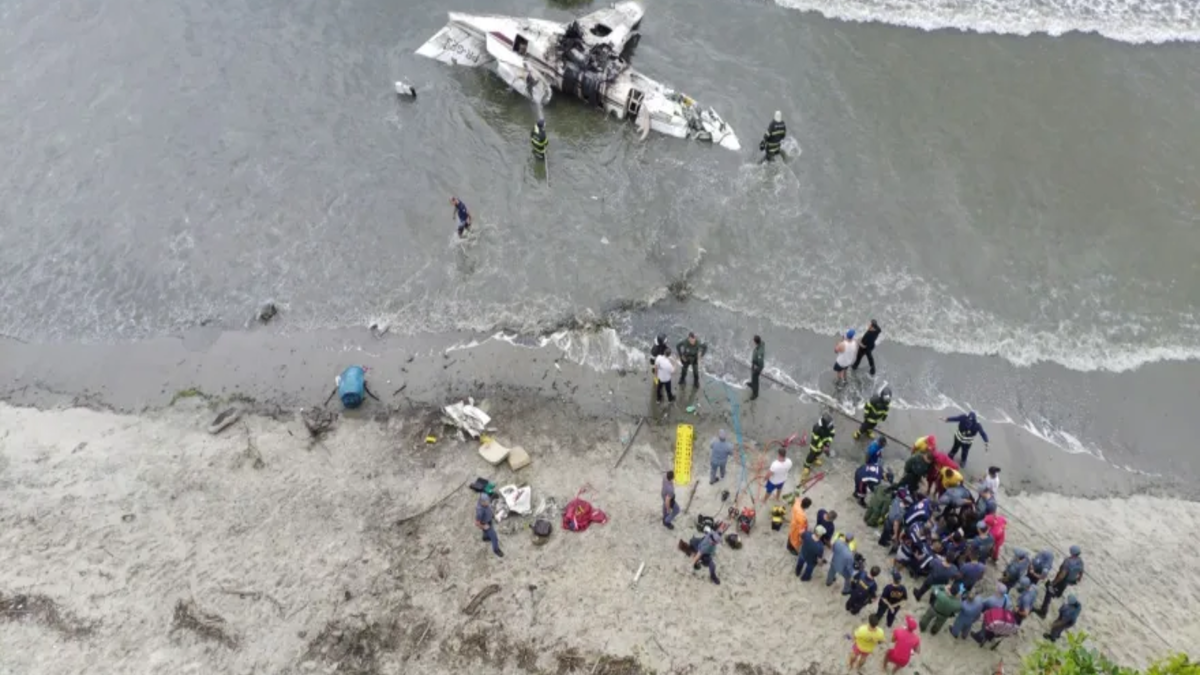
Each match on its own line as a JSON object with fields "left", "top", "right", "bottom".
{"left": 437, "top": 327, "right": 1132, "bottom": 465}
{"left": 776, "top": 0, "right": 1200, "bottom": 44}
{"left": 507, "top": 326, "right": 1119, "bottom": 462}
{"left": 698, "top": 291, "right": 1200, "bottom": 374}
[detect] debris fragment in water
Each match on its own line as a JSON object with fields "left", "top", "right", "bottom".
{"left": 257, "top": 301, "right": 278, "bottom": 323}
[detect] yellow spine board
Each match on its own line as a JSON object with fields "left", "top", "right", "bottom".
{"left": 674, "top": 423, "right": 694, "bottom": 485}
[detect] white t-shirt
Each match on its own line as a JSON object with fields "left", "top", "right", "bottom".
{"left": 981, "top": 474, "right": 1001, "bottom": 494}
{"left": 768, "top": 457, "right": 793, "bottom": 485}
{"left": 654, "top": 354, "right": 675, "bottom": 382}
{"left": 836, "top": 339, "right": 858, "bottom": 368}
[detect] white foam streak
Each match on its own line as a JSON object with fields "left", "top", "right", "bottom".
{"left": 524, "top": 327, "right": 1120, "bottom": 462}
{"left": 776, "top": 0, "right": 1200, "bottom": 44}
{"left": 699, "top": 294, "right": 1200, "bottom": 374}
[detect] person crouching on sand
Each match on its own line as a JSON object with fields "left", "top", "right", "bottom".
{"left": 883, "top": 614, "right": 921, "bottom": 674}
{"left": 848, "top": 613, "right": 886, "bottom": 672}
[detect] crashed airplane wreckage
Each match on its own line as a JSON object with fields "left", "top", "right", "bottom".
{"left": 416, "top": 1, "right": 740, "bottom": 150}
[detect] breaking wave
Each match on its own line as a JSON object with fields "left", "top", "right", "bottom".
{"left": 775, "top": 0, "right": 1200, "bottom": 44}
{"left": 697, "top": 291, "right": 1200, "bottom": 374}
{"left": 475, "top": 327, "right": 1113, "bottom": 461}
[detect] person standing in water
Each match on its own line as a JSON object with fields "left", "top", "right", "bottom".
{"left": 675, "top": 332, "right": 708, "bottom": 388}
{"left": 748, "top": 335, "right": 765, "bottom": 400}
{"left": 760, "top": 111, "right": 786, "bottom": 161}
{"left": 852, "top": 319, "right": 882, "bottom": 376}
{"left": 654, "top": 347, "right": 676, "bottom": 404}
{"left": 530, "top": 118, "right": 548, "bottom": 160}
{"left": 834, "top": 329, "right": 859, "bottom": 385}
{"left": 450, "top": 196, "right": 471, "bottom": 238}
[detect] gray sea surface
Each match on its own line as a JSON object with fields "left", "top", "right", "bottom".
{"left": 2, "top": 0, "right": 1200, "bottom": 470}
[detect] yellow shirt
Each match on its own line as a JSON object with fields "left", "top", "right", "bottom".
{"left": 854, "top": 624, "right": 886, "bottom": 653}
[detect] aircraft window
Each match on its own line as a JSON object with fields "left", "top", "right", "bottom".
{"left": 589, "top": 23, "right": 612, "bottom": 37}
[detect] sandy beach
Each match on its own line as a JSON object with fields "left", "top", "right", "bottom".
{"left": 1, "top": 332, "right": 1198, "bottom": 674}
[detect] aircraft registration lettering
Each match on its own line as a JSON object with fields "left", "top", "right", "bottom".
{"left": 441, "top": 35, "right": 482, "bottom": 64}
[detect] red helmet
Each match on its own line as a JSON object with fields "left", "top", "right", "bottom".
{"left": 927, "top": 435, "right": 937, "bottom": 450}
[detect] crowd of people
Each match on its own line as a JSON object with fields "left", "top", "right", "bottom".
{"left": 643, "top": 325, "right": 1087, "bottom": 671}
{"left": 667, "top": 410, "right": 1088, "bottom": 672}
{"left": 464, "top": 321, "right": 1088, "bottom": 672}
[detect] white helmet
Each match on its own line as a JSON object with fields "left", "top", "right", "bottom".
{"left": 774, "top": 110, "right": 782, "bottom": 123}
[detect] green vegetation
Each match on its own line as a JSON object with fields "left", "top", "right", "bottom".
{"left": 169, "top": 388, "right": 210, "bottom": 406}
{"left": 1022, "top": 633, "right": 1198, "bottom": 675}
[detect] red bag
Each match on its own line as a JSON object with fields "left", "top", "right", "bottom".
{"left": 562, "top": 487, "right": 608, "bottom": 532}
{"left": 982, "top": 607, "right": 1019, "bottom": 637}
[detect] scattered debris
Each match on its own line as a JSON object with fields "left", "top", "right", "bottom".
{"left": 257, "top": 301, "right": 278, "bottom": 324}
{"left": 562, "top": 488, "right": 608, "bottom": 532}
{"left": 532, "top": 519, "right": 552, "bottom": 546}
{"left": 443, "top": 399, "right": 492, "bottom": 439}
{"left": 332, "top": 365, "right": 381, "bottom": 410}
{"left": 613, "top": 417, "right": 645, "bottom": 469}
{"left": 682, "top": 481, "right": 700, "bottom": 514}
{"left": 517, "top": 644, "right": 539, "bottom": 671}
{"left": 394, "top": 477, "right": 469, "bottom": 526}
{"left": 556, "top": 647, "right": 586, "bottom": 674}
{"left": 498, "top": 485, "right": 532, "bottom": 515}
{"left": 478, "top": 439, "right": 510, "bottom": 466}
{"left": 121, "top": 514, "right": 136, "bottom": 522}
{"left": 462, "top": 584, "right": 501, "bottom": 616}
{"left": 302, "top": 408, "right": 337, "bottom": 437}
{"left": 405, "top": 620, "right": 434, "bottom": 662}
{"left": 208, "top": 407, "right": 242, "bottom": 435}
{"left": 632, "top": 561, "right": 645, "bottom": 586}
{"left": 392, "top": 383, "right": 407, "bottom": 396}
{"left": 394, "top": 81, "right": 417, "bottom": 98}
{"left": 71, "top": 442, "right": 88, "bottom": 454}
{"left": 0, "top": 591, "right": 95, "bottom": 638}
{"left": 170, "top": 599, "right": 239, "bottom": 650}
{"left": 506, "top": 444, "right": 532, "bottom": 471}
{"left": 217, "top": 587, "right": 285, "bottom": 617}
{"left": 237, "top": 432, "right": 266, "bottom": 470}
{"left": 302, "top": 617, "right": 399, "bottom": 675}
{"left": 368, "top": 320, "right": 390, "bottom": 336}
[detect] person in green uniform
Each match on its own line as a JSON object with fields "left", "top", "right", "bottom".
{"left": 854, "top": 386, "right": 892, "bottom": 440}
{"left": 747, "top": 336, "right": 764, "bottom": 400}
{"left": 864, "top": 482, "right": 897, "bottom": 527}
{"left": 920, "top": 584, "right": 962, "bottom": 635}
{"left": 675, "top": 332, "right": 708, "bottom": 388}
{"left": 530, "top": 119, "right": 548, "bottom": 160}
{"left": 900, "top": 452, "right": 931, "bottom": 494}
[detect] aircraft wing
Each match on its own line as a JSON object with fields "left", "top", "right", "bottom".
{"left": 415, "top": 23, "right": 492, "bottom": 67}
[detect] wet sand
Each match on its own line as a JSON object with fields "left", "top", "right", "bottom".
{"left": 0, "top": 329, "right": 1193, "bottom": 499}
